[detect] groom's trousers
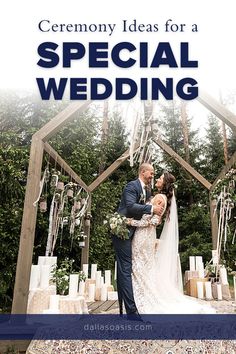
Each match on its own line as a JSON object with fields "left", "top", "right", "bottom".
{"left": 112, "top": 235, "right": 137, "bottom": 315}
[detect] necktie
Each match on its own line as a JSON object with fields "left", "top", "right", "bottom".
{"left": 144, "top": 185, "right": 148, "bottom": 202}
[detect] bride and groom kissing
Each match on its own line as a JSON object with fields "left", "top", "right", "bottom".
{"left": 112, "top": 163, "right": 215, "bottom": 318}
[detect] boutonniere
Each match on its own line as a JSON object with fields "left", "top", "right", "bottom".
{"left": 139, "top": 193, "right": 145, "bottom": 204}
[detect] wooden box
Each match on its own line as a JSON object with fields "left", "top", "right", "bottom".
{"left": 185, "top": 278, "right": 208, "bottom": 298}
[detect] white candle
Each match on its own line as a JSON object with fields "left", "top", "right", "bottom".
{"left": 105, "top": 270, "right": 111, "bottom": 285}
{"left": 37, "top": 256, "right": 57, "bottom": 281}
{"left": 101, "top": 285, "right": 108, "bottom": 301}
{"left": 78, "top": 281, "right": 85, "bottom": 296}
{"left": 219, "top": 266, "right": 228, "bottom": 285}
{"left": 40, "top": 265, "right": 50, "bottom": 289}
{"left": 197, "top": 281, "right": 204, "bottom": 299}
{"left": 198, "top": 263, "right": 205, "bottom": 278}
{"left": 29, "top": 265, "right": 40, "bottom": 290}
{"left": 114, "top": 261, "right": 117, "bottom": 281}
{"left": 96, "top": 271, "right": 101, "bottom": 289}
{"left": 68, "top": 274, "right": 79, "bottom": 298}
{"left": 88, "top": 283, "right": 95, "bottom": 301}
{"left": 217, "top": 284, "right": 222, "bottom": 300}
{"left": 49, "top": 295, "right": 60, "bottom": 310}
{"left": 37, "top": 256, "right": 45, "bottom": 266}
{"left": 195, "top": 256, "right": 203, "bottom": 271}
{"left": 205, "top": 282, "right": 213, "bottom": 300}
{"left": 91, "top": 264, "right": 97, "bottom": 280}
{"left": 100, "top": 276, "right": 104, "bottom": 287}
{"left": 234, "top": 276, "right": 236, "bottom": 302}
{"left": 189, "top": 256, "right": 195, "bottom": 271}
{"left": 82, "top": 264, "right": 89, "bottom": 278}
{"left": 212, "top": 250, "right": 218, "bottom": 265}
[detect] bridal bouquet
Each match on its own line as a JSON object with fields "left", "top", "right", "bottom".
{"left": 104, "top": 212, "right": 129, "bottom": 240}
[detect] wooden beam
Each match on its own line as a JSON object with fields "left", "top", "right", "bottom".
{"left": 89, "top": 143, "right": 140, "bottom": 192}
{"left": 12, "top": 137, "right": 44, "bottom": 314}
{"left": 152, "top": 137, "right": 212, "bottom": 190}
{"left": 44, "top": 142, "right": 90, "bottom": 193}
{"left": 197, "top": 91, "right": 236, "bottom": 132}
{"left": 210, "top": 151, "right": 236, "bottom": 191}
{"left": 34, "top": 100, "right": 92, "bottom": 142}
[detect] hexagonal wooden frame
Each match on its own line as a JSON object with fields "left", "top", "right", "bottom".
{"left": 12, "top": 92, "right": 236, "bottom": 313}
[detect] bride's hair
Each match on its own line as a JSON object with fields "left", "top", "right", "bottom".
{"left": 160, "top": 171, "right": 176, "bottom": 216}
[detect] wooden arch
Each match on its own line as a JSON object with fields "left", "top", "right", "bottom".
{"left": 12, "top": 93, "right": 236, "bottom": 314}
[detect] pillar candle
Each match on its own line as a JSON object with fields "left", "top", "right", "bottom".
{"left": 91, "top": 264, "right": 97, "bottom": 280}
{"left": 234, "top": 276, "right": 236, "bottom": 302}
{"left": 197, "top": 281, "right": 204, "bottom": 299}
{"left": 38, "top": 256, "right": 57, "bottom": 281}
{"left": 114, "top": 261, "right": 117, "bottom": 281}
{"left": 189, "top": 256, "right": 195, "bottom": 271}
{"left": 40, "top": 265, "right": 50, "bottom": 289}
{"left": 105, "top": 270, "right": 111, "bottom": 285}
{"left": 100, "top": 276, "right": 104, "bottom": 287}
{"left": 38, "top": 256, "right": 45, "bottom": 266}
{"left": 195, "top": 256, "right": 203, "bottom": 271}
{"left": 101, "top": 285, "right": 108, "bottom": 301}
{"left": 205, "top": 282, "right": 213, "bottom": 300}
{"left": 68, "top": 274, "right": 79, "bottom": 298}
{"left": 78, "top": 281, "right": 85, "bottom": 296}
{"left": 82, "top": 264, "right": 89, "bottom": 278}
{"left": 96, "top": 271, "right": 101, "bottom": 289}
{"left": 49, "top": 295, "right": 60, "bottom": 310}
{"left": 219, "top": 266, "right": 228, "bottom": 285}
{"left": 217, "top": 284, "right": 222, "bottom": 300}
{"left": 29, "top": 265, "right": 40, "bottom": 290}
{"left": 198, "top": 263, "right": 205, "bottom": 278}
{"left": 88, "top": 283, "right": 95, "bottom": 301}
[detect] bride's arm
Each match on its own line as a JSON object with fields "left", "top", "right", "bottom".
{"left": 127, "top": 195, "right": 166, "bottom": 227}
{"left": 127, "top": 215, "right": 151, "bottom": 227}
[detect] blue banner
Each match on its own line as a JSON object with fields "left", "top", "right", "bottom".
{"left": 0, "top": 315, "right": 235, "bottom": 340}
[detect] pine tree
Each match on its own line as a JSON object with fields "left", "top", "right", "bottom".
{"left": 203, "top": 115, "right": 224, "bottom": 183}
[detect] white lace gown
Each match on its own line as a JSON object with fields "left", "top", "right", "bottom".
{"left": 131, "top": 194, "right": 216, "bottom": 314}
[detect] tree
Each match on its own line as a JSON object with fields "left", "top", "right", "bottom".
{"left": 203, "top": 115, "right": 224, "bottom": 183}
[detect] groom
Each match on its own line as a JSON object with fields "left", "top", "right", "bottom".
{"left": 112, "top": 163, "right": 163, "bottom": 316}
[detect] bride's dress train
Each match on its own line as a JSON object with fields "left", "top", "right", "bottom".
{"left": 131, "top": 194, "right": 216, "bottom": 314}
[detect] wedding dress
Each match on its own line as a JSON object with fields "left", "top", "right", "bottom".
{"left": 131, "top": 193, "right": 216, "bottom": 314}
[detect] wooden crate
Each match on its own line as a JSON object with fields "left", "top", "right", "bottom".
{"left": 185, "top": 278, "right": 209, "bottom": 298}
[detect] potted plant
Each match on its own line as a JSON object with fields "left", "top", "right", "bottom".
{"left": 51, "top": 258, "right": 74, "bottom": 295}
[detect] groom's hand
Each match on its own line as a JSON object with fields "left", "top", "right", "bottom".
{"left": 153, "top": 203, "right": 164, "bottom": 216}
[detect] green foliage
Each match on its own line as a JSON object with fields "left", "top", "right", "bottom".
{"left": 51, "top": 258, "right": 86, "bottom": 295}
{"left": 178, "top": 205, "right": 212, "bottom": 270}
{"left": 203, "top": 115, "right": 225, "bottom": 182}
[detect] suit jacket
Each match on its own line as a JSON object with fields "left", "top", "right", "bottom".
{"left": 118, "top": 179, "right": 152, "bottom": 239}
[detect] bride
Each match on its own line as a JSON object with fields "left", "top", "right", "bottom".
{"left": 128, "top": 171, "right": 216, "bottom": 314}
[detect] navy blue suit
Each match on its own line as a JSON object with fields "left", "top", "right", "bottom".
{"left": 112, "top": 179, "right": 152, "bottom": 314}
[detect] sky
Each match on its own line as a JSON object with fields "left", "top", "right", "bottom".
{"left": 1, "top": 0, "right": 235, "bottom": 133}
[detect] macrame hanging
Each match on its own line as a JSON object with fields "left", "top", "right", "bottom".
{"left": 212, "top": 172, "right": 236, "bottom": 275}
